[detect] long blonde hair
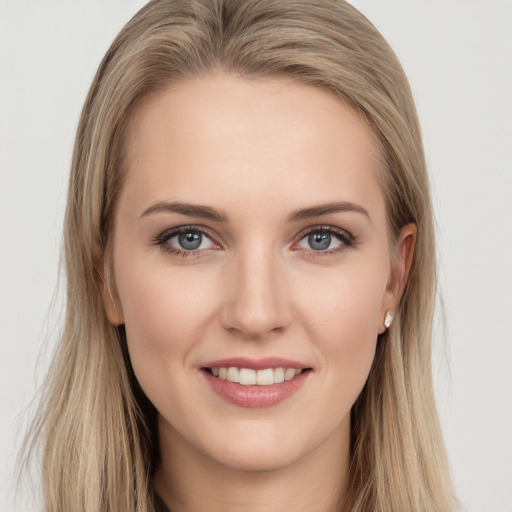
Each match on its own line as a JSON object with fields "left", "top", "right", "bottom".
{"left": 23, "top": 1, "right": 456, "bottom": 510}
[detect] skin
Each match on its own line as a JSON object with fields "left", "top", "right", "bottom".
{"left": 100, "top": 74, "right": 415, "bottom": 512}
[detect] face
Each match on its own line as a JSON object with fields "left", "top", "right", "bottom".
{"left": 103, "top": 74, "right": 412, "bottom": 473}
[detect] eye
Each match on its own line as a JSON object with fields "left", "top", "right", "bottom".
{"left": 155, "top": 226, "right": 218, "bottom": 256}
{"left": 295, "top": 226, "right": 354, "bottom": 253}
{"left": 171, "top": 230, "right": 213, "bottom": 251}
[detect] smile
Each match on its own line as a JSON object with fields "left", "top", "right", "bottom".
{"left": 202, "top": 358, "right": 311, "bottom": 408}
{"left": 207, "top": 367, "right": 303, "bottom": 386}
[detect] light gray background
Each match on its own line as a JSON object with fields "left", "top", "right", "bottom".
{"left": 1, "top": 1, "right": 511, "bottom": 511}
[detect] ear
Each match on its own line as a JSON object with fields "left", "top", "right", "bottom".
{"left": 379, "top": 223, "right": 416, "bottom": 333}
{"left": 93, "top": 243, "right": 124, "bottom": 326}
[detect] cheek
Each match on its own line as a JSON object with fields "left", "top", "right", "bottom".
{"left": 297, "top": 260, "right": 387, "bottom": 391}
{"left": 113, "top": 255, "right": 218, "bottom": 383}
{"left": 302, "top": 261, "right": 385, "bottom": 338}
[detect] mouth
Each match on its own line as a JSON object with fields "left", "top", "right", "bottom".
{"left": 203, "top": 366, "right": 310, "bottom": 386}
{"left": 201, "top": 358, "right": 312, "bottom": 408}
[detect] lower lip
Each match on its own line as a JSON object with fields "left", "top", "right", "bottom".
{"left": 203, "top": 370, "right": 310, "bottom": 408}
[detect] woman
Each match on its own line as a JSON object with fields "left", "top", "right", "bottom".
{"left": 24, "top": 0, "right": 456, "bottom": 511}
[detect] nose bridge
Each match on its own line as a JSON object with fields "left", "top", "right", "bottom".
{"left": 221, "top": 240, "right": 291, "bottom": 339}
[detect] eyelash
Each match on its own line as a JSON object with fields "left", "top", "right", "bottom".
{"left": 153, "top": 225, "right": 357, "bottom": 258}
{"left": 293, "top": 225, "right": 357, "bottom": 258}
{"left": 153, "top": 225, "right": 219, "bottom": 258}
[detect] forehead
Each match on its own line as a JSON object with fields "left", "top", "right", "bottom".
{"left": 120, "top": 74, "right": 385, "bottom": 221}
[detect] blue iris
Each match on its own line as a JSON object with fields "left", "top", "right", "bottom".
{"left": 308, "top": 232, "right": 331, "bottom": 250}
{"left": 178, "top": 231, "right": 202, "bottom": 250}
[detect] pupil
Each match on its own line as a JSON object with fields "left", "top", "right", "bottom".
{"left": 178, "top": 231, "right": 202, "bottom": 250}
{"left": 309, "top": 232, "right": 331, "bottom": 250}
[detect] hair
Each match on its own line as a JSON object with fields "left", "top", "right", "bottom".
{"left": 22, "top": 1, "right": 456, "bottom": 511}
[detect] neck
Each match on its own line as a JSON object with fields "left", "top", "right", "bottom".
{"left": 154, "top": 417, "right": 351, "bottom": 512}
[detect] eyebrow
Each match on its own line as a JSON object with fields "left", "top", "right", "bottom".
{"left": 140, "top": 201, "right": 229, "bottom": 222}
{"left": 140, "top": 200, "right": 370, "bottom": 223}
{"left": 286, "top": 202, "right": 371, "bottom": 223}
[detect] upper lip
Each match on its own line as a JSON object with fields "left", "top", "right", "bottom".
{"left": 202, "top": 357, "right": 309, "bottom": 370}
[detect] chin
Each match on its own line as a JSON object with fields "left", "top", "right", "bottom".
{"left": 212, "top": 444, "right": 305, "bottom": 473}
{"left": 192, "top": 420, "right": 319, "bottom": 473}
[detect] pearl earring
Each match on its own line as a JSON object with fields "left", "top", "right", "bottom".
{"left": 384, "top": 310, "right": 393, "bottom": 329}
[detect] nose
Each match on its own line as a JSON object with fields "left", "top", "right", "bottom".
{"left": 220, "top": 244, "right": 293, "bottom": 340}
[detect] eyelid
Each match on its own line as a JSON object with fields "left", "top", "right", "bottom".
{"left": 153, "top": 223, "right": 356, "bottom": 258}
{"left": 153, "top": 225, "right": 223, "bottom": 256}
{"left": 291, "top": 225, "right": 356, "bottom": 253}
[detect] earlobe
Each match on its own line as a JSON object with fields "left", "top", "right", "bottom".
{"left": 102, "top": 287, "right": 124, "bottom": 327}
{"left": 380, "top": 224, "right": 417, "bottom": 333}
{"left": 93, "top": 243, "right": 124, "bottom": 326}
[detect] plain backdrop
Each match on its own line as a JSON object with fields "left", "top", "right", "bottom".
{"left": 1, "top": 1, "right": 511, "bottom": 511}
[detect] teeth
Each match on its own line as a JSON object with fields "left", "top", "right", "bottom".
{"left": 226, "top": 367, "right": 239, "bottom": 383}
{"left": 284, "top": 368, "right": 296, "bottom": 381}
{"left": 239, "top": 368, "right": 257, "bottom": 385}
{"left": 256, "top": 369, "right": 274, "bottom": 385}
{"left": 211, "top": 366, "right": 304, "bottom": 385}
{"left": 273, "top": 367, "right": 285, "bottom": 383}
